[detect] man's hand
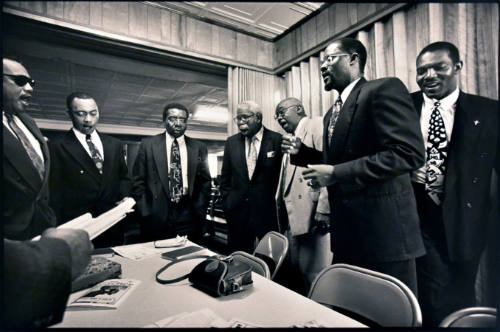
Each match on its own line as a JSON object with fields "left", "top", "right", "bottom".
{"left": 42, "top": 228, "right": 93, "bottom": 280}
{"left": 302, "top": 164, "right": 336, "bottom": 189}
{"left": 281, "top": 134, "right": 302, "bottom": 155}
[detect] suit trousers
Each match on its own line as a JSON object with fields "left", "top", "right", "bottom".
{"left": 141, "top": 196, "right": 202, "bottom": 243}
{"left": 412, "top": 182, "right": 480, "bottom": 327}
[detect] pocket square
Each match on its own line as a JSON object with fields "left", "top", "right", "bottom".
{"left": 267, "top": 151, "right": 276, "bottom": 158}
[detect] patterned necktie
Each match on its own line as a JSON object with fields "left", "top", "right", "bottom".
{"left": 169, "top": 138, "right": 183, "bottom": 203}
{"left": 6, "top": 113, "right": 45, "bottom": 179}
{"left": 247, "top": 136, "right": 258, "bottom": 179}
{"left": 85, "top": 134, "right": 103, "bottom": 175}
{"left": 425, "top": 101, "right": 448, "bottom": 205}
{"left": 327, "top": 97, "right": 343, "bottom": 144}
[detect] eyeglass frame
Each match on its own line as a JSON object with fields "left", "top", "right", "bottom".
{"left": 233, "top": 113, "right": 257, "bottom": 124}
{"left": 274, "top": 104, "right": 302, "bottom": 120}
{"left": 3, "top": 74, "right": 35, "bottom": 88}
{"left": 321, "top": 53, "right": 352, "bottom": 65}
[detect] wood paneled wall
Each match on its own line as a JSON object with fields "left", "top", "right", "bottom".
{"left": 3, "top": 1, "right": 274, "bottom": 71}
{"left": 281, "top": 2, "right": 498, "bottom": 118}
{"left": 228, "top": 67, "right": 285, "bottom": 136}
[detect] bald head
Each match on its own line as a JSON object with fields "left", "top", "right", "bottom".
{"left": 275, "top": 97, "right": 306, "bottom": 133}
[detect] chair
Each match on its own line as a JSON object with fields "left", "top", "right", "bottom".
{"left": 253, "top": 231, "right": 288, "bottom": 279}
{"left": 439, "top": 307, "right": 497, "bottom": 328}
{"left": 230, "top": 251, "right": 271, "bottom": 279}
{"left": 308, "top": 264, "right": 422, "bottom": 327}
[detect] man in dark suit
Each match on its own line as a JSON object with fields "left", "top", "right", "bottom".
{"left": 410, "top": 41, "right": 500, "bottom": 326}
{"left": 132, "top": 103, "right": 211, "bottom": 242}
{"left": 3, "top": 228, "right": 92, "bottom": 328}
{"left": 3, "top": 57, "right": 57, "bottom": 240}
{"left": 283, "top": 38, "right": 426, "bottom": 294}
{"left": 49, "top": 92, "right": 131, "bottom": 247}
{"left": 220, "top": 100, "right": 283, "bottom": 253}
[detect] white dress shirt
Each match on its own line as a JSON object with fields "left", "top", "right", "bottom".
{"left": 412, "top": 87, "right": 459, "bottom": 183}
{"left": 166, "top": 132, "right": 188, "bottom": 194}
{"left": 3, "top": 112, "right": 44, "bottom": 162}
{"left": 245, "top": 126, "right": 264, "bottom": 158}
{"left": 340, "top": 77, "right": 362, "bottom": 104}
{"left": 72, "top": 128, "right": 104, "bottom": 160}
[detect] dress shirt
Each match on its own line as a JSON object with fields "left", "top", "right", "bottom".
{"left": 245, "top": 126, "right": 264, "bottom": 158}
{"left": 412, "top": 87, "right": 459, "bottom": 183}
{"left": 294, "top": 117, "right": 307, "bottom": 136}
{"left": 166, "top": 133, "right": 188, "bottom": 194}
{"left": 72, "top": 128, "right": 104, "bottom": 160}
{"left": 3, "top": 112, "right": 44, "bottom": 162}
{"left": 340, "top": 78, "right": 362, "bottom": 104}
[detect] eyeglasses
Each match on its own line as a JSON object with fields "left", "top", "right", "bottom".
{"left": 3, "top": 74, "right": 35, "bottom": 87}
{"left": 321, "top": 53, "right": 351, "bottom": 65}
{"left": 233, "top": 113, "right": 256, "bottom": 123}
{"left": 274, "top": 105, "right": 300, "bottom": 120}
{"left": 166, "top": 116, "right": 187, "bottom": 124}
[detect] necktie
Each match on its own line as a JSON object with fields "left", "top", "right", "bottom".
{"left": 327, "top": 97, "right": 343, "bottom": 144}
{"left": 425, "top": 101, "right": 448, "bottom": 205}
{"left": 247, "top": 136, "right": 258, "bottom": 179}
{"left": 6, "top": 113, "right": 45, "bottom": 179}
{"left": 85, "top": 134, "right": 103, "bottom": 175}
{"left": 169, "top": 138, "right": 183, "bottom": 203}
{"left": 280, "top": 153, "right": 290, "bottom": 196}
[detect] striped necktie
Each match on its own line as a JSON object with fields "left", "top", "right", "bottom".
{"left": 6, "top": 113, "right": 44, "bottom": 179}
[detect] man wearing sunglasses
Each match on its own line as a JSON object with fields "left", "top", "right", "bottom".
{"left": 282, "top": 38, "right": 426, "bottom": 295}
{"left": 3, "top": 57, "right": 57, "bottom": 240}
{"left": 220, "top": 101, "right": 283, "bottom": 253}
{"left": 48, "top": 92, "right": 131, "bottom": 248}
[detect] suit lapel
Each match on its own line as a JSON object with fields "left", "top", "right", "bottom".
{"left": 100, "top": 133, "right": 115, "bottom": 186}
{"left": 185, "top": 136, "right": 197, "bottom": 197}
{"left": 329, "top": 78, "right": 365, "bottom": 162}
{"left": 62, "top": 131, "right": 101, "bottom": 179}
{"left": 445, "top": 92, "right": 480, "bottom": 190}
{"left": 152, "top": 133, "right": 170, "bottom": 198}
{"left": 284, "top": 119, "right": 309, "bottom": 192}
{"left": 237, "top": 134, "right": 249, "bottom": 181}
{"left": 3, "top": 123, "right": 42, "bottom": 190}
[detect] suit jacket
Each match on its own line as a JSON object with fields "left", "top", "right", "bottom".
{"left": 275, "top": 117, "right": 330, "bottom": 236}
{"left": 49, "top": 130, "right": 131, "bottom": 224}
{"left": 3, "top": 112, "right": 56, "bottom": 240}
{"left": 3, "top": 237, "right": 72, "bottom": 328}
{"left": 220, "top": 127, "right": 283, "bottom": 245}
{"left": 131, "top": 133, "right": 211, "bottom": 234}
{"left": 411, "top": 91, "right": 500, "bottom": 261}
{"left": 292, "top": 77, "right": 426, "bottom": 263}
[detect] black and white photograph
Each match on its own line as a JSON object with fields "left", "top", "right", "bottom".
{"left": 2, "top": 1, "right": 498, "bottom": 329}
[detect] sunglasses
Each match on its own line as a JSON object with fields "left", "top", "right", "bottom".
{"left": 4, "top": 74, "right": 35, "bottom": 87}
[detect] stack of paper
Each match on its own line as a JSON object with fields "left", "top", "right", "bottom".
{"left": 32, "top": 197, "right": 135, "bottom": 241}
{"left": 68, "top": 279, "right": 140, "bottom": 309}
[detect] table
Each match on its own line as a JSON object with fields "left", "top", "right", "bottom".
{"left": 54, "top": 241, "right": 366, "bottom": 328}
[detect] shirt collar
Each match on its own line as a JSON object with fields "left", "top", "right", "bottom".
{"left": 72, "top": 127, "right": 99, "bottom": 140}
{"left": 166, "top": 131, "right": 186, "bottom": 146}
{"left": 340, "top": 77, "right": 362, "bottom": 104}
{"left": 423, "top": 87, "right": 460, "bottom": 110}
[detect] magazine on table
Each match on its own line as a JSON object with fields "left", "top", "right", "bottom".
{"left": 68, "top": 279, "right": 140, "bottom": 309}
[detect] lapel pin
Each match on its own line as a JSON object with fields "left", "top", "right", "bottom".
{"left": 474, "top": 120, "right": 480, "bottom": 126}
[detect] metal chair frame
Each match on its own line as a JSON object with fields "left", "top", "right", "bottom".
{"left": 439, "top": 307, "right": 497, "bottom": 328}
{"left": 230, "top": 251, "right": 271, "bottom": 279}
{"left": 253, "top": 231, "right": 288, "bottom": 280}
